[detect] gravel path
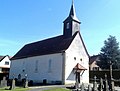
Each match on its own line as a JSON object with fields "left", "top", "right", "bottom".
{"left": 28, "top": 84, "right": 120, "bottom": 91}
{"left": 28, "top": 85, "right": 71, "bottom": 91}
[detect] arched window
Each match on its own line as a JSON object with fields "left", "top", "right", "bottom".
{"left": 18, "top": 74, "right": 21, "bottom": 79}
{"left": 66, "top": 23, "right": 70, "bottom": 29}
{"left": 35, "top": 60, "right": 38, "bottom": 73}
{"left": 48, "top": 59, "right": 52, "bottom": 72}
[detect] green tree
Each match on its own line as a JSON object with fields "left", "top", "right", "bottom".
{"left": 99, "top": 35, "right": 120, "bottom": 69}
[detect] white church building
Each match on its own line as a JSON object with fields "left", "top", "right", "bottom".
{"left": 9, "top": 1, "right": 89, "bottom": 85}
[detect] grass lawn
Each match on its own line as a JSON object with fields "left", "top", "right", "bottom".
{"left": 0, "top": 87, "right": 30, "bottom": 91}
{"left": 43, "top": 88, "right": 71, "bottom": 91}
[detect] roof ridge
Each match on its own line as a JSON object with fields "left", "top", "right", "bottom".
{"left": 0, "top": 56, "right": 6, "bottom": 62}
{"left": 26, "top": 35, "right": 63, "bottom": 46}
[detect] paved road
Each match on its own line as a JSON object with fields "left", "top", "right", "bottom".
{"left": 28, "top": 85, "right": 71, "bottom": 91}
{"left": 28, "top": 85, "right": 120, "bottom": 91}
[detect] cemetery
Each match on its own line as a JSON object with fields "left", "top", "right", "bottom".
{"left": 0, "top": 65, "right": 120, "bottom": 91}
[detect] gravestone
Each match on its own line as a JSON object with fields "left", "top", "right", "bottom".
{"left": 98, "top": 78, "right": 103, "bottom": 91}
{"left": 93, "top": 76, "right": 98, "bottom": 91}
{"left": 0, "top": 77, "right": 7, "bottom": 87}
{"left": 9, "top": 79, "right": 15, "bottom": 90}
{"left": 23, "top": 74, "right": 28, "bottom": 88}
{"left": 75, "top": 82, "right": 80, "bottom": 91}
{"left": 104, "top": 74, "right": 109, "bottom": 91}
{"left": 88, "top": 84, "right": 91, "bottom": 91}
{"left": 81, "top": 83, "right": 85, "bottom": 91}
{"left": 23, "top": 79, "right": 28, "bottom": 88}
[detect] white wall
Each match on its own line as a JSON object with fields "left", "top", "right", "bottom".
{"left": 9, "top": 33, "right": 89, "bottom": 84}
{"left": 0, "top": 56, "right": 11, "bottom": 68}
{"left": 9, "top": 53, "right": 63, "bottom": 83}
{"left": 65, "top": 33, "right": 89, "bottom": 84}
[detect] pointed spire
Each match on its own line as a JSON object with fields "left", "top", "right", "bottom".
{"left": 69, "top": 0, "right": 76, "bottom": 17}
{"left": 64, "top": 0, "right": 80, "bottom": 23}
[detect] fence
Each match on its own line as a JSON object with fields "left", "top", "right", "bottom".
{"left": 90, "top": 70, "right": 120, "bottom": 86}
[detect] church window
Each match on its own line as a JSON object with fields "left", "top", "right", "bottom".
{"left": 23, "top": 61, "right": 25, "bottom": 67}
{"left": 74, "top": 57, "right": 76, "bottom": 60}
{"left": 22, "top": 61, "right": 25, "bottom": 72}
{"left": 35, "top": 60, "right": 38, "bottom": 73}
{"left": 22, "top": 69, "right": 25, "bottom": 72}
{"left": 18, "top": 74, "right": 21, "bottom": 79}
{"left": 66, "top": 23, "right": 70, "bottom": 29}
{"left": 48, "top": 59, "right": 52, "bottom": 72}
{"left": 80, "top": 58, "right": 82, "bottom": 61}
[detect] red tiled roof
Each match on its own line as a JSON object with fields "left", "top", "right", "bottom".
{"left": 89, "top": 55, "right": 100, "bottom": 65}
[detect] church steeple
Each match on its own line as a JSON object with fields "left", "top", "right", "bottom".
{"left": 69, "top": 0, "right": 79, "bottom": 22}
{"left": 63, "top": 0, "right": 81, "bottom": 38}
{"left": 69, "top": 0, "right": 76, "bottom": 17}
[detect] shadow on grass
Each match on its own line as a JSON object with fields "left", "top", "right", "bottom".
{"left": 66, "top": 86, "right": 75, "bottom": 90}
{"left": 0, "top": 86, "right": 30, "bottom": 91}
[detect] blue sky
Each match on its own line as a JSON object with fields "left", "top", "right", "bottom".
{"left": 0, "top": 0, "right": 120, "bottom": 56}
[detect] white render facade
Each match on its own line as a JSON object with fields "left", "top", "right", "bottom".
{"left": 9, "top": 53, "right": 63, "bottom": 84}
{"left": 65, "top": 33, "right": 89, "bottom": 84}
{"left": 9, "top": 32, "right": 89, "bottom": 84}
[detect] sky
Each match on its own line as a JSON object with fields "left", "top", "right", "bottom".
{"left": 0, "top": 0, "right": 120, "bottom": 56}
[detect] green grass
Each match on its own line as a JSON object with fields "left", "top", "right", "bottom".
{"left": 43, "top": 88, "right": 71, "bottom": 91}
{"left": 0, "top": 87, "right": 30, "bottom": 91}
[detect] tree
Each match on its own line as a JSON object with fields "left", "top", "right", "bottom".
{"left": 99, "top": 35, "right": 120, "bottom": 69}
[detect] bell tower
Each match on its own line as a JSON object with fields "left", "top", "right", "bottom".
{"left": 63, "top": 0, "right": 81, "bottom": 38}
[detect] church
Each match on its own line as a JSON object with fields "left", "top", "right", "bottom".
{"left": 9, "top": 1, "right": 89, "bottom": 85}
